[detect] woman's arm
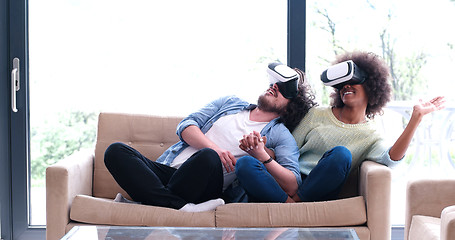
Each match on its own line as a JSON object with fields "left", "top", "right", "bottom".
{"left": 389, "top": 96, "right": 446, "bottom": 160}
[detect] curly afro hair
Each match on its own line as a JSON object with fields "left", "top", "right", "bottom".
{"left": 329, "top": 51, "right": 392, "bottom": 119}
{"left": 280, "top": 68, "right": 317, "bottom": 132}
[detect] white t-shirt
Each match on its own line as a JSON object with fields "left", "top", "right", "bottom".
{"left": 171, "top": 110, "right": 268, "bottom": 190}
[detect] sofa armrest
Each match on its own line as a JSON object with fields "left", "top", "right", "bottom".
{"left": 359, "top": 160, "right": 392, "bottom": 240}
{"left": 441, "top": 205, "right": 455, "bottom": 240}
{"left": 46, "top": 149, "right": 94, "bottom": 240}
{"left": 405, "top": 179, "right": 455, "bottom": 240}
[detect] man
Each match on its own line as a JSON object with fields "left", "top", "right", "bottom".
{"left": 104, "top": 63, "right": 315, "bottom": 212}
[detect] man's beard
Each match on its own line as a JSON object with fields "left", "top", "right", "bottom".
{"left": 257, "top": 95, "right": 287, "bottom": 115}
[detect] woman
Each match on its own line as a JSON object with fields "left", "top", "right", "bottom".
{"left": 291, "top": 51, "right": 445, "bottom": 202}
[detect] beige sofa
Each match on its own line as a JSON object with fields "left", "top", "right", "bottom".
{"left": 46, "top": 112, "right": 392, "bottom": 240}
{"left": 405, "top": 178, "right": 455, "bottom": 240}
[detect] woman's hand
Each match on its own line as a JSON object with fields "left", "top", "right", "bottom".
{"left": 390, "top": 96, "right": 446, "bottom": 160}
{"left": 412, "top": 96, "right": 446, "bottom": 119}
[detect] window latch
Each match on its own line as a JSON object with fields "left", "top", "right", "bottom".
{"left": 11, "top": 57, "right": 20, "bottom": 112}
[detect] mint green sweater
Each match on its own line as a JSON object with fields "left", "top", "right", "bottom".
{"left": 292, "top": 107, "right": 400, "bottom": 175}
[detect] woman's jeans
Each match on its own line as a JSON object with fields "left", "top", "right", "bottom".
{"left": 235, "top": 156, "right": 289, "bottom": 203}
{"left": 104, "top": 142, "right": 223, "bottom": 209}
{"left": 235, "top": 146, "right": 352, "bottom": 203}
{"left": 298, "top": 146, "right": 352, "bottom": 202}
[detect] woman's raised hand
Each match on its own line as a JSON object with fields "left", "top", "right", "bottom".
{"left": 413, "top": 96, "right": 446, "bottom": 118}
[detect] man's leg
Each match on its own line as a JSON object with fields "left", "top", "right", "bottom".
{"left": 297, "top": 146, "right": 352, "bottom": 202}
{"left": 167, "top": 148, "right": 224, "bottom": 204}
{"left": 235, "top": 156, "right": 288, "bottom": 203}
{"left": 104, "top": 142, "right": 187, "bottom": 209}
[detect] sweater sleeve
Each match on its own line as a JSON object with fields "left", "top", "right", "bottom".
{"left": 365, "top": 140, "right": 403, "bottom": 168}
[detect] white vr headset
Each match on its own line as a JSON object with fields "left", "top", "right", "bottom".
{"left": 320, "top": 60, "right": 367, "bottom": 89}
{"left": 267, "top": 62, "right": 299, "bottom": 99}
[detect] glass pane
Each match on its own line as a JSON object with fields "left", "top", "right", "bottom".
{"left": 29, "top": 0, "right": 287, "bottom": 226}
{"left": 306, "top": 0, "right": 455, "bottom": 225}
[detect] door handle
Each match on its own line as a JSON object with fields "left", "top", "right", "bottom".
{"left": 11, "top": 57, "right": 20, "bottom": 112}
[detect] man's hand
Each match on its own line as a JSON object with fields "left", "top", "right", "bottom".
{"left": 239, "top": 131, "right": 270, "bottom": 162}
{"left": 214, "top": 147, "right": 236, "bottom": 173}
{"left": 239, "top": 131, "right": 265, "bottom": 151}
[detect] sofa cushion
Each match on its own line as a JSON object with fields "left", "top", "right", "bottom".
{"left": 409, "top": 215, "right": 440, "bottom": 240}
{"left": 93, "top": 113, "right": 182, "bottom": 199}
{"left": 70, "top": 195, "right": 215, "bottom": 227}
{"left": 215, "top": 196, "right": 366, "bottom": 227}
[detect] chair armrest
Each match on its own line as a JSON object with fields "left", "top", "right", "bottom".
{"left": 405, "top": 179, "right": 455, "bottom": 240}
{"left": 46, "top": 149, "right": 94, "bottom": 240}
{"left": 359, "top": 160, "right": 392, "bottom": 240}
{"left": 441, "top": 205, "right": 455, "bottom": 240}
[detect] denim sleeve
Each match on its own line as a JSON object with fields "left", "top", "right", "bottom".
{"left": 267, "top": 124, "right": 302, "bottom": 186}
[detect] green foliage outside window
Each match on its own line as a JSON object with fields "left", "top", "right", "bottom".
{"left": 31, "top": 111, "right": 98, "bottom": 183}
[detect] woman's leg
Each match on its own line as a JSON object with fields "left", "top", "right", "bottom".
{"left": 167, "top": 148, "right": 223, "bottom": 204}
{"left": 235, "top": 156, "right": 288, "bottom": 203}
{"left": 104, "top": 142, "right": 187, "bottom": 209}
{"left": 297, "top": 146, "right": 352, "bottom": 202}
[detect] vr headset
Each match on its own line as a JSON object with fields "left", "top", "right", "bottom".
{"left": 320, "top": 60, "right": 367, "bottom": 89}
{"left": 267, "top": 62, "right": 299, "bottom": 99}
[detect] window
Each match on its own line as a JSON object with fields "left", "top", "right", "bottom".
{"left": 306, "top": 0, "right": 455, "bottom": 225}
{"left": 16, "top": 0, "right": 454, "bottom": 234}
{"left": 29, "top": 0, "right": 289, "bottom": 226}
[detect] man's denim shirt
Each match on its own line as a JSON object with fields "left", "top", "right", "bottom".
{"left": 156, "top": 95, "right": 301, "bottom": 201}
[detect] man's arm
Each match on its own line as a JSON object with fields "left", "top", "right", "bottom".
{"left": 181, "top": 125, "right": 236, "bottom": 172}
{"left": 263, "top": 158, "right": 299, "bottom": 196}
{"left": 176, "top": 96, "right": 247, "bottom": 172}
{"left": 240, "top": 132, "right": 298, "bottom": 196}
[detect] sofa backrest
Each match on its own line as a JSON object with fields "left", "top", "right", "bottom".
{"left": 93, "top": 112, "right": 359, "bottom": 200}
{"left": 93, "top": 112, "right": 182, "bottom": 199}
